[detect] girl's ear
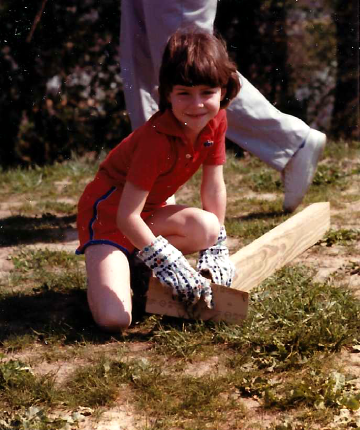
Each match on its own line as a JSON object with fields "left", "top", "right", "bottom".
{"left": 220, "top": 87, "right": 227, "bottom": 101}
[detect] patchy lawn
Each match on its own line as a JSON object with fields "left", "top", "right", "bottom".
{"left": 0, "top": 139, "right": 359, "bottom": 430}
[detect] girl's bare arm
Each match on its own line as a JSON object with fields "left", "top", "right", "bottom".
{"left": 116, "top": 181, "right": 156, "bottom": 249}
{"left": 200, "top": 164, "right": 226, "bottom": 225}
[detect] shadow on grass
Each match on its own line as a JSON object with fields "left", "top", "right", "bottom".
{"left": 0, "top": 214, "right": 77, "bottom": 247}
{"left": 0, "top": 287, "right": 104, "bottom": 344}
{"left": 0, "top": 286, "right": 159, "bottom": 347}
{"left": 226, "top": 210, "right": 290, "bottom": 242}
{"left": 235, "top": 210, "right": 287, "bottom": 222}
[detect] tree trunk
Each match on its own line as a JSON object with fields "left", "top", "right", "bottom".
{"left": 331, "top": 0, "right": 359, "bottom": 140}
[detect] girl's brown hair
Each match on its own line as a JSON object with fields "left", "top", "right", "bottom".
{"left": 158, "top": 29, "right": 240, "bottom": 111}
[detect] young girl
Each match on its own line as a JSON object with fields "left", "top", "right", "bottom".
{"left": 76, "top": 30, "right": 241, "bottom": 331}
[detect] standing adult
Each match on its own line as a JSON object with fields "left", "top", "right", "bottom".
{"left": 120, "top": 0, "right": 326, "bottom": 212}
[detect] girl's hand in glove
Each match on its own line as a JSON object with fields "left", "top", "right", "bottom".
{"left": 138, "top": 236, "right": 214, "bottom": 309}
{"left": 196, "top": 225, "right": 235, "bottom": 287}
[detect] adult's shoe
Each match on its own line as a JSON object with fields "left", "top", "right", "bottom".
{"left": 282, "top": 129, "right": 326, "bottom": 212}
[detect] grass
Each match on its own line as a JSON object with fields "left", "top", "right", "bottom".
{"left": 1, "top": 266, "right": 360, "bottom": 428}
{"left": 0, "top": 139, "right": 359, "bottom": 429}
{"left": 319, "top": 228, "right": 360, "bottom": 246}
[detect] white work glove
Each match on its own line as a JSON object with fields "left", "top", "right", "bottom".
{"left": 138, "top": 236, "right": 213, "bottom": 309}
{"left": 196, "top": 225, "right": 235, "bottom": 287}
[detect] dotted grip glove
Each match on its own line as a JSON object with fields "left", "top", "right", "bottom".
{"left": 138, "top": 236, "right": 213, "bottom": 309}
{"left": 196, "top": 225, "right": 235, "bottom": 287}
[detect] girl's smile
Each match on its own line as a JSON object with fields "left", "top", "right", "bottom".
{"left": 167, "top": 85, "right": 225, "bottom": 141}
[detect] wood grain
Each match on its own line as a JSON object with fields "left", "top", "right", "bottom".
{"left": 230, "top": 202, "right": 330, "bottom": 292}
{"left": 145, "top": 277, "right": 249, "bottom": 324}
{"left": 145, "top": 202, "right": 330, "bottom": 322}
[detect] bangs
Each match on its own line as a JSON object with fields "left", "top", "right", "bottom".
{"left": 170, "top": 35, "right": 229, "bottom": 88}
{"left": 172, "top": 59, "right": 226, "bottom": 89}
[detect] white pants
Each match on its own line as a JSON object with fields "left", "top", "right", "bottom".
{"left": 120, "top": 0, "right": 310, "bottom": 171}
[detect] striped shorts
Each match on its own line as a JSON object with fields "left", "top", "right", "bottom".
{"left": 76, "top": 177, "right": 159, "bottom": 256}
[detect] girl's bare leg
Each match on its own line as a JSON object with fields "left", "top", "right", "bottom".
{"left": 85, "top": 244, "right": 132, "bottom": 332}
{"left": 84, "top": 205, "right": 218, "bottom": 331}
{"left": 145, "top": 205, "right": 220, "bottom": 254}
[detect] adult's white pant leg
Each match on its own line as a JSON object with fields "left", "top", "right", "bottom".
{"left": 120, "top": 1, "right": 159, "bottom": 128}
{"left": 142, "top": 0, "right": 217, "bottom": 81}
{"left": 226, "top": 74, "right": 311, "bottom": 171}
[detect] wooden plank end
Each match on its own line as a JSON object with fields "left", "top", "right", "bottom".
{"left": 145, "top": 277, "right": 248, "bottom": 324}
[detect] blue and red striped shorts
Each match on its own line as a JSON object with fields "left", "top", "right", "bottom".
{"left": 76, "top": 177, "right": 161, "bottom": 256}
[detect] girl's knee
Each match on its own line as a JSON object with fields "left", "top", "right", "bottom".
{"left": 193, "top": 210, "right": 220, "bottom": 248}
{"left": 93, "top": 309, "right": 132, "bottom": 332}
{"left": 87, "top": 287, "right": 132, "bottom": 332}
{"left": 94, "top": 314, "right": 131, "bottom": 332}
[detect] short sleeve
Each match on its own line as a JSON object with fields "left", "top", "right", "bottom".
{"left": 203, "top": 110, "right": 227, "bottom": 165}
{"left": 126, "top": 134, "right": 169, "bottom": 191}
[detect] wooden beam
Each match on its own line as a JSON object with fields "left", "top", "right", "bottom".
{"left": 145, "top": 277, "right": 249, "bottom": 324}
{"left": 145, "top": 202, "right": 330, "bottom": 322}
{"left": 230, "top": 202, "right": 330, "bottom": 292}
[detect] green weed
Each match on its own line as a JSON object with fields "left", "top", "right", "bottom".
{"left": 312, "top": 164, "right": 347, "bottom": 187}
{"left": 263, "top": 368, "right": 360, "bottom": 412}
{"left": 318, "top": 228, "right": 360, "bottom": 247}
{"left": 0, "top": 406, "right": 81, "bottom": 430}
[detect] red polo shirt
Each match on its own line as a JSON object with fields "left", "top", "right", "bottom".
{"left": 76, "top": 108, "right": 227, "bottom": 254}
{"left": 97, "top": 108, "right": 227, "bottom": 211}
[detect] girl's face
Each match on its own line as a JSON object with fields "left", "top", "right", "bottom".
{"left": 167, "top": 85, "right": 225, "bottom": 141}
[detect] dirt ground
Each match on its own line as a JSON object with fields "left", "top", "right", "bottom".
{"left": 0, "top": 190, "right": 359, "bottom": 429}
